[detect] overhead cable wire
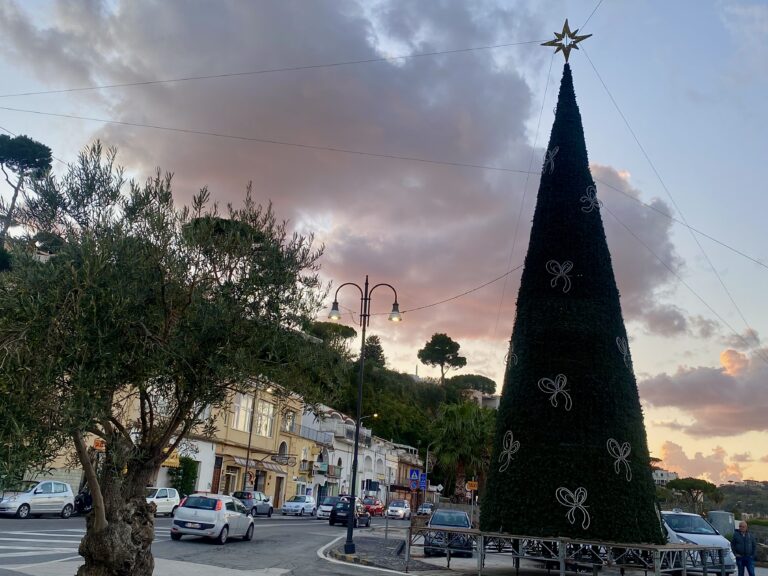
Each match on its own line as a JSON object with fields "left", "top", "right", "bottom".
{"left": 2, "top": 105, "right": 765, "bottom": 273}
{"left": 579, "top": 0, "right": 606, "bottom": 32}
{"left": 0, "top": 39, "right": 546, "bottom": 100}
{"left": 582, "top": 47, "right": 763, "bottom": 354}
{"left": 0, "top": 105, "right": 536, "bottom": 176}
{"left": 603, "top": 204, "right": 768, "bottom": 366}
{"left": 493, "top": 52, "right": 554, "bottom": 334}
{"left": 391, "top": 264, "right": 524, "bottom": 316}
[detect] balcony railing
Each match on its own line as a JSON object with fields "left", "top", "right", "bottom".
{"left": 296, "top": 425, "right": 333, "bottom": 446}
{"left": 327, "top": 464, "right": 342, "bottom": 479}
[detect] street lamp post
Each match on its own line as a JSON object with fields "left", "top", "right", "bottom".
{"left": 329, "top": 275, "right": 400, "bottom": 555}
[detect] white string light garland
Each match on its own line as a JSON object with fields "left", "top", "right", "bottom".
{"left": 606, "top": 438, "right": 632, "bottom": 481}
{"left": 616, "top": 336, "right": 630, "bottom": 367}
{"left": 543, "top": 146, "right": 559, "bottom": 174}
{"left": 498, "top": 430, "right": 520, "bottom": 472}
{"left": 546, "top": 259, "right": 573, "bottom": 293}
{"left": 580, "top": 185, "right": 602, "bottom": 212}
{"left": 537, "top": 374, "right": 573, "bottom": 411}
{"left": 556, "top": 486, "right": 591, "bottom": 529}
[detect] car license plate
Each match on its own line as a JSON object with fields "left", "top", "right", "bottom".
{"left": 186, "top": 522, "right": 201, "bottom": 528}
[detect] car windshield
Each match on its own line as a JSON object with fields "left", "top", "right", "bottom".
{"left": 335, "top": 502, "right": 350, "bottom": 510}
{"left": 431, "top": 511, "right": 470, "bottom": 528}
{"left": 420, "top": 503, "right": 433, "bottom": 509}
{"left": 390, "top": 500, "right": 406, "bottom": 508}
{"left": 663, "top": 514, "right": 718, "bottom": 535}
{"left": 288, "top": 496, "right": 306, "bottom": 503}
{"left": 182, "top": 496, "right": 219, "bottom": 510}
{"left": 363, "top": 498, "right": 376, "bottom": 505}
{"left": 145, "top": 488, "right": 158, "bottom": 498}
{"left": 322, "top": 497, "right": 340, "bottom": 506}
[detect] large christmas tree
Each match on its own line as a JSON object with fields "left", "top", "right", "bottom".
{"left": 480, "top": 63, "right": 664, "bottom": 544}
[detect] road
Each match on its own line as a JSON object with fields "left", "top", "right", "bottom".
{"left": 0, "top": 514, "right": 408, "bottom": 575}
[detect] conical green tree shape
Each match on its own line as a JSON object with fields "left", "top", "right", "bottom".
{"left": 480, "top": 64, "right": 664, "bottom": 544}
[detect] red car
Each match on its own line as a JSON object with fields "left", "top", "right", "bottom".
{"left": 363, "top": 497, "right": 384, "bottom": 516}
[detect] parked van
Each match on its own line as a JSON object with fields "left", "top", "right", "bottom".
{"left": 662, "top": 510, "right": 736, "bottom": 575}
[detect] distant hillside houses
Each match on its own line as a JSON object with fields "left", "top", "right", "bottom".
{"left": 653, "top": 468, "right": 679, "bottom": 486}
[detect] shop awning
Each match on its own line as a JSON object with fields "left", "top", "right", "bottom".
{"left": 232, "top": 457, "right": 286, "bottom": 474}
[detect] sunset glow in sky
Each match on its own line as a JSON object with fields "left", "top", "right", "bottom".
{"left": 2, "top": 1, "right": 766, "bottom": 482}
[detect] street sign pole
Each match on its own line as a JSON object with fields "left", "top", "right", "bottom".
{"left": 385, "top": 467, "right": 391, "bottom": 542}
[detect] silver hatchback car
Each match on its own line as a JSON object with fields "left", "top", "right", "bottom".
{"left": 0, "top": 480, "right": 75, "bottom": 519}
{"left": 171, "top": 494, "right": 254, "bottom": 544}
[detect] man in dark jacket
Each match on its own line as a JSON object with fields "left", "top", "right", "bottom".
{"left": 731, "top": 521, "right": 757, "bottom": 576}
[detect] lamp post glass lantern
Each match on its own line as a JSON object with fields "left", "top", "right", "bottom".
{"left": 329, "top": 275, "right": 400, "bottom": 555}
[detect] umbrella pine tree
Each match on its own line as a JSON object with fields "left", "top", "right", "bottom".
{"left": 480, "top": 64, "right": 664, "bottom": 544}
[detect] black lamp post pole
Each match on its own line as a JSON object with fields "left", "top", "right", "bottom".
{"left": 333, "top": 275, "right": 399, "bottom": 556}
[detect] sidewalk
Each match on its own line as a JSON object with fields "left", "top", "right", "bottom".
{"left": 328, "top": 526, "right": 768, "bottom": 576}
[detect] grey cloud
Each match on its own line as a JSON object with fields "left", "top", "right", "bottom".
{"left": 0, "top": 1, "right": 709, "bottom": 380}
{"left": 731, "top": 452, "right": 753, "bottom": 463}
{"left": 640, "top": 348, "right": 768, "bottom": 436}
{"left": 723, "top": 328, "right": 761, "bottom": 350}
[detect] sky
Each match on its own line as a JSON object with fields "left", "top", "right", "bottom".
{"left": 1, "top": 0, "right": 767, "bottom": 484}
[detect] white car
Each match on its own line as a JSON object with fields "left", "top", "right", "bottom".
{"left": 0, "top": 480, "right": 75, "bottom": 519}
{"left": 317, "top": 495, "right": 343, "bottom": 519}
{"left": 145, "top": 487, "right": 181, "bottom": 517}
{"left": 662, "top": 510, "right": 736, "bottom": 574}
{"left": 281, "top": 495, "right": 316, "bottom": 516}
{"left": 386, "top": 499, "right": 411, "bottom": 519}
{"left": 171, "top": 494, "right": 254, "bottom": 544}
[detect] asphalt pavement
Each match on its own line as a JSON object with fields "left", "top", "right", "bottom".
{"left": 0, "top": 513, "right": 411, "bottom": 576}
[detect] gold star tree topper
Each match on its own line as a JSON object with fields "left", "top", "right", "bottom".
{"left": 541, "top": 19, "right": 592, "bottom": 62}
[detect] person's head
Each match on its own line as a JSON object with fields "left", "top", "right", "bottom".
{"left": 739, "top": 521, "right": 748, "bottom": 533}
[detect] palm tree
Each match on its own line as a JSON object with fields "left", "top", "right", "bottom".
{"left": 431, "top": 402, "right": 495, "bottom": 502}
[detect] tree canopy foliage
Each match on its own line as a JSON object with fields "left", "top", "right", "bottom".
{"left": 0, "top": 134, "right": 51, "bottom": 239}
{"left": 0, "top": 143, "right": 347, "bottom": 576}
{"left": 666, "top": 477, "right": 718, "bottom": 514}
{"left": 417, "top": 332, "right": 467, "bottom": 385}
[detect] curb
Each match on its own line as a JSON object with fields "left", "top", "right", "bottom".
{"left": 328, "top": 547, "right": 379, "bottom": 567}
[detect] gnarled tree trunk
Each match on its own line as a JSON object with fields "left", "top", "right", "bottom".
{"left": 74, "top": 431, "right": 159, "bottom": 576}
{"left": 77, "top": 497, "right": 155, "bottom": 576}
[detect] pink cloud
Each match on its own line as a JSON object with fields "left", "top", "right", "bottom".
{"left": 660, "top": 441, "right": 744, "bottom": 483}
{"left": 641, "top": 348, "right": 768, "bottom": 436}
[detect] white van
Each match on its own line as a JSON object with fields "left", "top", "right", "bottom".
{"left": 662, "top": 510, "right": 736, "bottom": 575}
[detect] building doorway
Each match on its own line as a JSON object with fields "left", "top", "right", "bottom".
{"left": 274, "top": 476, "right": 284, "bottom": 509}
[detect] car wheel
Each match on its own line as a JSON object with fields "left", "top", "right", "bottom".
{"left": 61, "top": 504, "right": 73, "bottom": 519}
{"left": 242, "top": 524, "right": 254, "bottom": 541}
{"left": 216, "top": 526, "right": 228, "bottom": 545}
{"left": 424, "top": 548, "right": 432, "bottom": 557}
{"left": 170, "top": 506, "right": 178, "bottom": 517}
{"left": 353, "top": 517, "right": 358, "bottom": 528}
{"left": 171, "top": 532, "right": 182, "bottom": 541}
{"left": 367, "top": 516, "right": 372, "bottom": 527}
{"left": 312, "top": 508, "right": 316, "bottom": 516}
{"left": 251, "top": 507, "right": 258, "bottom": 517}
{"left": 16, "top": 504, "right": 30, "bottom": 519}
{"left": 299, "top": 508, "right": 303, "bottom": 517}
{"left": 281, "top": 511, "right": 286, "bottom": 515}
{"left": 267, "top": 507, "right": 273, "bottom": 518}
{"left": 329, "top": 520, "right": 334, "bottom": 526}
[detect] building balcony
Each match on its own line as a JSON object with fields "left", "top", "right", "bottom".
{"left": 296, "top": 425, "right": 333, "bottom": 447}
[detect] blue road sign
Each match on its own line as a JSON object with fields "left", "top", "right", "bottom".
{"left": 409, "top": 479, "right": 419, "bottom": 490}
{"left": 419, "top": 472, "right": 427, "bottom": 489}
{"left": 409, "top": 469, "right": 420, "bottom": 481}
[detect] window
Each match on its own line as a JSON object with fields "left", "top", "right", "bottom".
{"left": 156, "top": 489, "right": 167, "bottom": 498}
{"left": 281, "top": 411, "right": 296, "bottom": 433}
{"left": 254, "top": 400, "right": 275, "bottom": 437}
{"left": 232, "top": 393, "right": 253, "bottom": 432}
{"left": 225, "top": 500, "right": 236, "bottom": 512}
{"left": 37, "top": 482, "right": 52, "bottom": 494}
{"left": 53, "top": 483, "right": 68, "bottom": 493}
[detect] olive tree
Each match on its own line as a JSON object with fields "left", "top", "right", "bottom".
{"left": 0, "top": 143, "right": 345, "bottom": 576}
